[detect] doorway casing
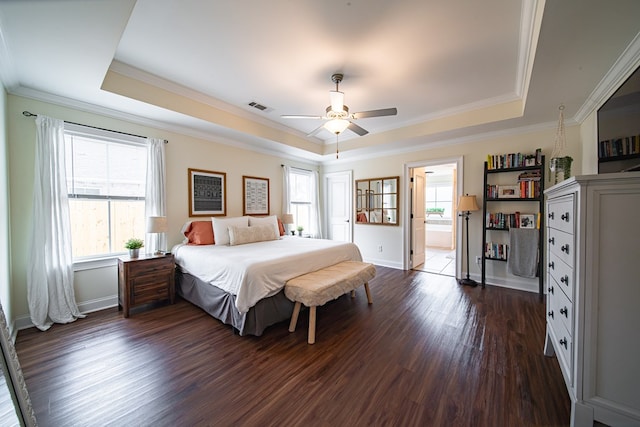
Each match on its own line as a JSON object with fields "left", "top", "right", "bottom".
{"left": 403, "top": 156, "right": 464, "bottom": 278}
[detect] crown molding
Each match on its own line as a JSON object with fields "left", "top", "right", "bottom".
{"left": 574, "top": 32, "right": 640, "bottom": 124}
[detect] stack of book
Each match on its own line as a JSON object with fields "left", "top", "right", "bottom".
{"left": 518, "top": 169, "right": 541, "bottom": 198}
{"left": 485, "top": 242, "right": 508, "bottom": 260}
{"left": 487, "top": 149, "right": 542, "bottom": 169}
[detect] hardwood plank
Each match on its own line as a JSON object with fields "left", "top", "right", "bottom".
{"left": 15, "top": 267, "right": 570, "bottom": 426}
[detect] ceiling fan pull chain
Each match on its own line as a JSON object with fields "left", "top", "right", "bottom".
{"left": 336, "top": 134, "right": 339, "bottom": 159}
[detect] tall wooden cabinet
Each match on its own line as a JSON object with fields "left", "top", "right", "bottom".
{"left": 543, "top": 172, "right": 640, "bottom": 426}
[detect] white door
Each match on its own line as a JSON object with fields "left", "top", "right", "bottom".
{"left": 411, "top": 167, "right": 426, "bottom": 267}
{"left": 325, "top": 172, "right": 352, "bottom": 242}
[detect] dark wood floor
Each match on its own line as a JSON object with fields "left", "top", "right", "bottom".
{"left": 15, "top": 267, "right": 570, "bottom": 427}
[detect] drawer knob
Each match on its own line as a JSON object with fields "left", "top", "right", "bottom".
{"left": 548, "top": 212, "right": 555, "bottom": 219}
{"left": 548, "top": 311, "right": 554, "bottom": 318}
{"left": 548, "top": 261, "right": 555, "bottom": 269}
{"left": 548, "top": 286, "right": 554, "bottom": 294}
{"left": 560, "top": 275, "right": 568, "bottom": 284}
{"left": 561, "top": 212, "right": 570, "bottom": 222}
{"left": 559, "top": 338, "right": 568, "bottom": 349}
{"left": 549, "top": 237, "right": 555, "bottom": 244}
{"left": 561, "top": 244, "right": 569, "bottom": 253}
{"left": 560, "top": 307, "right": 568, "bottom": 317}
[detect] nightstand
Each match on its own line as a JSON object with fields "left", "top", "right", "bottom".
{"left": 117, "top": 253, "right": 175, "bottom": 317}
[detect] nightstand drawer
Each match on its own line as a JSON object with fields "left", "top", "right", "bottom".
{"left": 132, "top": 278, "right": 170, "bottom": 305}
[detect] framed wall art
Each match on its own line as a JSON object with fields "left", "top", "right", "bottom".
{"left": 243, "top": 176, "right": 270, "bottom": 215}
{"left": 188, "top": 168, "right": 226, "bottom": 217}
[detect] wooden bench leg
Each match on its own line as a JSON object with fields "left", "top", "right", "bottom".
{"left": 364, "top": 282, "right": 373, "bottom": 304}
{"left": 289, "top": 301, "right": 301, "bottom": 332}
{"left": 308, "top": 306, "right": 316, "bottom": 344}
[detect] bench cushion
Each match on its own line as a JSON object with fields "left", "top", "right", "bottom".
{"left": 285, "top": 261, "right": 376, "bottom": 307}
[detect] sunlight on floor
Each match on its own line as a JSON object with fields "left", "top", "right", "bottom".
{"left": 413, "top": 247, "right": 456, "bottom": 276}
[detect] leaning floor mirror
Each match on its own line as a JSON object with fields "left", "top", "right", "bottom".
{"left": 0, "top": 302, "right": 37, "bottom": 426}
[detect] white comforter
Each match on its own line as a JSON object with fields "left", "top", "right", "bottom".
{"left": 172, "top": 237, "right": 363, "bottom": 313}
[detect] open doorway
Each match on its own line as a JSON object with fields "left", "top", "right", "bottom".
{"left": 406, "top": 158, "right": 463, "bottom": 277}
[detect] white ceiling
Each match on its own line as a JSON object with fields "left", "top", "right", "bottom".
{"left": 1, "top": 0, "right": 639, "bottom": 162}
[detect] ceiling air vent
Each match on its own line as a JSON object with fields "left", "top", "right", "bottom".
{"left": 248, "top": 101, "right": 271, "bottom": 112}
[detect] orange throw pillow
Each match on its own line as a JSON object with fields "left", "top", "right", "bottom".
{"left": 184, "top": 220, "right": 215, "bottom": 245}
{"left": 277, "top": 218, "right": 285, "bottom": 236}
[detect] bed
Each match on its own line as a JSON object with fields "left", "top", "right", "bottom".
{"left": 173, "top": 218, "right": 363, "bottom": 336}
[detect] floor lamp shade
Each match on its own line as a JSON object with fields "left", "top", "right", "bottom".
{"left": 457, "top": 194, "right": 479, "bottom": 287}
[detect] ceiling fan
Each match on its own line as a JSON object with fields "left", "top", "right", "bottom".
{"left": 281, "top": 73, "right": 398, "bottom": 138}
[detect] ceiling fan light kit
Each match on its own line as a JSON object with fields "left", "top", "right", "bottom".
{"left": 282, "top": 73, "right": 398, "bottom": 141}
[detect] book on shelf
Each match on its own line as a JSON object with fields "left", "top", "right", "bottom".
{"left": 599, "top": 135, "right": 640, "bottom": 158}
{"left": 484, "top": 242, "right": 508, "bottom": 260}
{"left": 486, "top": 149, "right": 542, "bottom": 170}
{"left": 486, "top": 212, "right": 540, "bottom": 229}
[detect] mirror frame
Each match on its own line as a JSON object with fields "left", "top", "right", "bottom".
{"left": 0, "top": 302, "right": 37, "bottom": 426}
{"left": 355, "top": 176, "right": 399, "bottom": 226}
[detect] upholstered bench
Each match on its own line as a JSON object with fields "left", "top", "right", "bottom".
{"left": 285, "top": 261, "right": 375, "bottom": 344}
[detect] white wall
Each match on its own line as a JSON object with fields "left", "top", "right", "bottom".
{"left": 7, "top": 94, "right": 318, "bottom": 325}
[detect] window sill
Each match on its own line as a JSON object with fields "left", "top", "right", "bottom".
{"left": 73, "top": 255, "right": 122, "bottom": 271}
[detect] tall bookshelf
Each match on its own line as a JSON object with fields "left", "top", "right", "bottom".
{"left": 481, "top": 154, "right": 545, "bottom": 296}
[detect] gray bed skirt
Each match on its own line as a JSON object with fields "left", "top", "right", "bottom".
{"left": 175, "top": 267, "right": 294, "bottom": 336}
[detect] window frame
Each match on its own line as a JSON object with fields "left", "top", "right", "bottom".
{"left": 64, "top": 124, "right": 147, "bottom": 269}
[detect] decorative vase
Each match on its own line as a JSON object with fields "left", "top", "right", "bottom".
{"left": 129, "top": 248, "right": 140, "bottom": 258}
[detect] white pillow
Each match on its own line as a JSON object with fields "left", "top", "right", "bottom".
{"left": 248, "top": 215, "right": 280, "bottom": 238}
{"left": 212, "top": 216, "right": 249, "bottom": 245}
{"left": 229, "top": 224, "right": 279, "bottom": 246}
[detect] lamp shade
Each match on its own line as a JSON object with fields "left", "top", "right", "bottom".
{"left": 457, "top": 195, "right": 479, "bottom": 212}
{"left": 282, "top": 213, "right": 294, "bottom": 225}
{"left": 324, "top": 119, "right": 350, "bottom": 134}
{"left": 146, "top": 216, "right": 168, "bottom": 233}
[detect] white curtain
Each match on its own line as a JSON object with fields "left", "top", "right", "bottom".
{"left": 145, "top": 138, "right": 167, "bottom": 253}
{"left": 281, "top": 165, "right": 291, "bottom": 216}
{"left": 27, "top": 115, "right": 84, "bottom": 331}
{"left": 311, "top": 170, "right": 323, "bottom": 238}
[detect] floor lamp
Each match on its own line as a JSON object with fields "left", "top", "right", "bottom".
{"left": 457, "top": 194, "right": 480, "bottom": 287}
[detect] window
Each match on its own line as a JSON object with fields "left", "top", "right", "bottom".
{"left": 287, "top": 168, "right": 319, "bottom": 236}
{"left": 425, "top": 173, "right": 453, "bottom": 220}
{"left": 64, "top": 125, "right": 146, "bottom": 259}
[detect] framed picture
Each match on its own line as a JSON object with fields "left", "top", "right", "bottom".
{"left": 243, "top": 176, "right": 270, "bottom": 216}
{"left": 188, "top": 168, "right": 226, "bottom": 217}
{"left": 498, "top": 185, "right": 520, "bottom": 199}
{"left": 520, "top": 214, "right": 536, "bottom": 229}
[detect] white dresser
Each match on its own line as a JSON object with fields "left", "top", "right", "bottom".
{"left": 544, "top": 172, "right": 640, "bottom": 426}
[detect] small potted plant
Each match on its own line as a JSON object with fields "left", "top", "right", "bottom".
{"left": 296, "top": 225, "right": 304, "bottom": 237}
{"left": 124, "top": 238, "right": 144, "bottom": 258}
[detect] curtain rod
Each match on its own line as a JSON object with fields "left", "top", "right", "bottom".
{"left": 22, "top": 111, "right": 168, "bottom": 144}
{"left": 281, "top": 164, "right": 313, "bottom": 172}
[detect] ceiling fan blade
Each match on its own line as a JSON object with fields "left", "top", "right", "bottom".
{"left": 348, "top": 122, "right": 369, "bottom": 136}
{"left": 329, "top": 91, "right": 344, "bottom": 112}
{"left": 281, "top": 114, "right": 323, "bottom": 119}
{"left": 307, "top": 125, "right": 326, "bottom": 137}
{"left": 352, "top": 107, "right": 398, "bottom": 119}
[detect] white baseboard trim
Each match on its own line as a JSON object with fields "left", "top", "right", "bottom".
{"left": 481, "top": 273, "right": 540, "bottom": 293}
{"left": 362, "top": 257, "right": 403, "bottom": 270}
{"left": 14, "top": 295, "right": 118, "bottom": 332}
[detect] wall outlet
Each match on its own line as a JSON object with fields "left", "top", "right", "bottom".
{"left": 377, "top": 245, "right": 383, "bottom": 253}
{"left": 475, "top": 256, "right": 482, "bottom": 265}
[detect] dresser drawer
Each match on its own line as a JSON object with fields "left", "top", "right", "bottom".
{"left": 128, "top": 257, "right": 174, "bottom": 276}
{"left": 548, "top": 251, "right": 574, "bottom": 301}
{"left": 549, "top": 275, "right": 573, "bottom": 335}
{"left": 547, "top": 228, "right": 574, "bottom": 268}
{"left": 547, "top": 195, "right": 574, "bottom": 234}
{"left": 547, "top": 316, "right": 573, "bottom": 386}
